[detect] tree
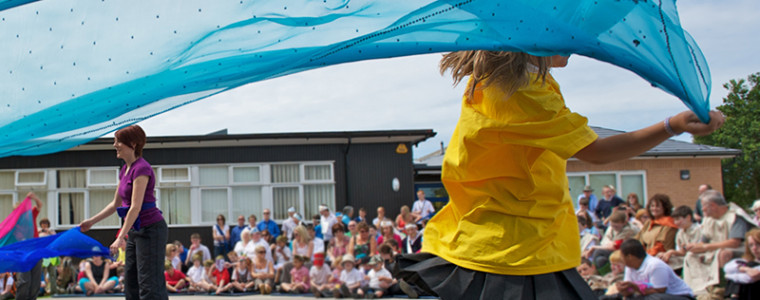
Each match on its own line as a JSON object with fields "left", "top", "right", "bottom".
{"left": 694, "top": 72, "right": 760, "bottom": 208}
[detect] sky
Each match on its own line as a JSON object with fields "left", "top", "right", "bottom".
{"left": 135, "top": 0, "right": 760, "bottom": 159}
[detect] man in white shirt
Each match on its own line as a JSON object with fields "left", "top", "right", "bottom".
{"left": 616, "top": 239, "right": 693, "bottom": 299}
{"left": 411, "top": 190, "right": 435, "bottom": 222}
{"left": 282, "top": 207, "right": 298, "bottom": 241}
{"left": 319, "top": 205, "right": 338, "bottom": 242}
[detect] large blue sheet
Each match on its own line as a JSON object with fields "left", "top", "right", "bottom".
{"left": 0, "top": 0, "right": 710, "bottom": 157}
{"left": 0, "top": 227, "right": 110, "bottom": 273}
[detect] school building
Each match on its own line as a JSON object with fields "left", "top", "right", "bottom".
{"left": 0, "top": 126, "right": 738, "bottom": 246}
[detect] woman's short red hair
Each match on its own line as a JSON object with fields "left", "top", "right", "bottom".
{"left": 115, "top": 125, "right": 146, "bottom": 157}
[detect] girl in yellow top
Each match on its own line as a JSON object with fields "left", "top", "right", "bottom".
{"left": 395, "top": 51, "right": 724, "bottom": 299}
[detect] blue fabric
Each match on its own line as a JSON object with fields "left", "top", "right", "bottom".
{"left": 116, "top": 201, "right": 157, "bottom": 231}
{"left": 0, "top": 0, "right": 710, "bottom": 157}
{"left": 0, "top": 227, "right": 111, "bottom": 273}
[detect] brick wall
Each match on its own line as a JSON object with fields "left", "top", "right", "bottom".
{"left": 567, "top": 157, "right": 724, "bottom": 209}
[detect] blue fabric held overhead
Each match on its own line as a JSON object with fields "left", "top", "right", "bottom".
{"left": 0, "top": 0, "right": 710, "bottom": 157}
{"left": 0, "top": 227, "right": 111, "bottom": 273}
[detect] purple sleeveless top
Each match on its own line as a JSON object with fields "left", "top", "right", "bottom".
{"left": 118, "top": 157, "right": 162, "bottom": 228}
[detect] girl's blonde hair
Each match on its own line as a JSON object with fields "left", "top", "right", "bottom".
{"left": 293, "top": 225, "right": 311, "bottom": 243}
{"left": 440, "top": 51, "right": 551, "bottom": 101}
{"left": 743, "top": 229, "right": 760, "bottom": 261}
{"left": 165, "top": 244, "right": 177, "bottom": 257}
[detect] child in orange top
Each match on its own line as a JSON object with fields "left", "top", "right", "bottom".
{"left": 396, "top": 50, "right": 724, "bottom": 299}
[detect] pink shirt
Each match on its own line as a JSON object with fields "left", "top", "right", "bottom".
{"left": 289, "top": 266, "right": 310, "bottom": 288}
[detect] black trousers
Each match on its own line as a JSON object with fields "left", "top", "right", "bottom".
{"left": 15, "top": 260, "right": 43, "bottom": 300}
{"left": 124, "top": 219, "right": 168, "bottom": 300}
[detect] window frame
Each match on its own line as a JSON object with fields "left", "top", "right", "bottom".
{"left": 15, "top": 169, "right": 47, "bottom": 186}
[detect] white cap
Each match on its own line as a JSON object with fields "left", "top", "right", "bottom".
{"left": 319, "top": 205, "right": 329, "bottom": 211}
{"left": 288, "top": 207, "right": 296, "bottom": 213}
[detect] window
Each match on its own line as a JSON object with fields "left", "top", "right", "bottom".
{"left": 201, "top": 188, "right": 228, "bottom": 223}
{"left": 88, "top": 169, "right": 118, "bottom": 186}
{"left": 273, "top": 186, "right": 299, "bottom": 220}
{"left": 160, "top": 188, "right": 191, "bottom": 225}
{"left": 0, "top": 194, "right": 13, "bottom": 221}
{"left": 272, "top": 164, "right": 299, "bottom": 183}
{"left": 567, "top": 171, "right": 647, "bottom": 208}
{"left": 232, "top": 186, "right": 262, "bottom": 220}
{"left": 90, "top": 190, "right": 119, "bottom": 226}
{"left": 160, "top": 167, "right": 190, "bottom": 183}
{"left": 200, "top": 166, "right": 228, "bottom": 186}
{"left": 233, "top": 166, "right": 260, "bottom": 184}
{"left": 58, "top": 192, "right": 85, "bottom": 225}
{"left": 0, "top": 172, "right": 14, "bottom": 190}
{"left": 16, "top": 170, "right": 46, "bottom": 186}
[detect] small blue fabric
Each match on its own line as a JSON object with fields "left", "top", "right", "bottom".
{"left": 0, "top": 0, "right": 710, "bottom": 157}
{"left": 0, "top": 227, "right": 111, "bottom": 273}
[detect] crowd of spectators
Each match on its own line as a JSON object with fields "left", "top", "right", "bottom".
{"left": 576, "top": 184, "right": 760, "bottom": 300}
{"left": 1, "top": 192, "right": 436, "bottom": 299}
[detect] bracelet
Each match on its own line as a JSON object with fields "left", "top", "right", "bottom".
{"left": 664, "top": 117, "right": 681, "bottom": 136}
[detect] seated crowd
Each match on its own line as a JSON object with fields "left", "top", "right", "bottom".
{"left": 2, "top": 194, "right": 435, "bottom": 299}
{"left": 576, "top": 185, "right": 760, "bottom": 300}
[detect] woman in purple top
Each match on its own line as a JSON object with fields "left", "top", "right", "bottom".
{"left": 80, "top": 125, "right": 168, "bottom": 300}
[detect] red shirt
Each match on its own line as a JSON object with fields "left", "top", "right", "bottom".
{"left": 212, "top": 268, "right": 230, "bottom": 286}
{"left": 32, "top": 207, "right": 39, "bottom": 238}
{"left": 164, "top": 269, "right": 187, "bottom": 285}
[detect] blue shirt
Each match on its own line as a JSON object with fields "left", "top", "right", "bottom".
{"left": 314, "top": 224, "right": 323, "bottom": 239}
{"left": 257, "top": 219, "right": 281, "bottom": 240}
{"left": 230, "top": 225, "right": 246, "bottom": 248}
{"left": 341, "top": 215, "right": 351, "bottom": 226}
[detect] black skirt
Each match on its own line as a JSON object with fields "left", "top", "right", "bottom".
{"left": 394, "top": 253, "right": 596, "bottom": 300}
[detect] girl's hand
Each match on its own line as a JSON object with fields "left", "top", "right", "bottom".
{"left": 671, "top": 110, "right": 725, "bottom": 136}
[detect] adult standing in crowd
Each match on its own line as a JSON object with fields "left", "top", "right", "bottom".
{"left": 684, "top": 190, "right": 757, "bottom": 295}
{"left": 319, "top": 205, "right": 338, "bottom": 242}
{"left": 257, "top": 209, "right": 281, "bottom": 241}
{"left": 229, "top": 215, "right": 247, "bottom": 252}
{"left": 595, "top": 185, "right": 624, "bottom": 224}
{"left": 80, "top": 125, "right": 168, "bottom": 300}
{"left": 282, "top": 207, "right": 298, "bottom": 240}
{"left": 247, "top": 214, "right": 257, "bottom": 231}
{"left": 578, "top": 185, "right": 598, "bottom": 213}
{"left": 635, "top": 194, "right": 678, "bottom": 256}
{"left": 412, "top": 190, "right": 436, "bottom": 223}
{"left": 212, "top": 214, "right": 230, "bottom": 259}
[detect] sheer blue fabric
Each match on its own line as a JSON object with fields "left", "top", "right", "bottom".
{"left": 0, "top": 227, "right": 110, "bottom": 273}
{"left": 0, "top": 0, "right": 710, "bottom": 157}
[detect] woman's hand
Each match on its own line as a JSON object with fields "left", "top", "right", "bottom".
{"left": 110, "top": 238, "right": 125, "bottom": 257}
{"left": 80, "top": 219, "right": 95, "bottom": 232}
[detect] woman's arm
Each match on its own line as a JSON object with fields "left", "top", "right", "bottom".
{"left": 108, "top": 175, "right": 148, "bottom": 254}
{"left": 347, "top": 237, "right": 355, "bottom": 256}
{"left": 574, "top": 110, "right": 724, "bottom": 164}
{"left": 370, "top": 238, "right": 377, "bottom": 255}
{"left": 212, "top": 226, "right": 222, "bottom": 241}
{"left": 85, "top": 262, "right": 96, "bottom": 283}
{"left": 27, "top": 192, "right": 43, "bottom": 209}
{"left": 224, "top": 227, "right": 230, "bottom": 241}
{"left": 307, "top": 241, "right": 314, "bottom": 259}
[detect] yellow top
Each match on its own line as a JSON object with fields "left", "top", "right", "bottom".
{"left": 422, "top": 73, "right": 598, "bottom": 275}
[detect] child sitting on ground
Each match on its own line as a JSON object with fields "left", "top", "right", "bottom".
{"left": 187, "top": 254, "right": 215, "bottom": 292}
{"left": 601, "top": 250, "right": 626, "bottom": 296}
{"left": 309, "top": 253, "right": 332, "bottom": 298}
{"left": 210, "top": 256, "right": 230, "bottom": 295}
{"left": 272, "top": 235, "right": 291, "bottom": 284}
{"left": 225, "top": 257, "right": 255, "bottom": 293}
{"left": 280, "top": 255, "right": 310, "bottom": 294}
{"left": 164, "top": 260, "right": 188, "bottom": 293}
{"left": 333, "top": 254, "right": 364, "bottom": 298}
{"left": 356, "top": 255, "right": 394, "bottom": 298}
